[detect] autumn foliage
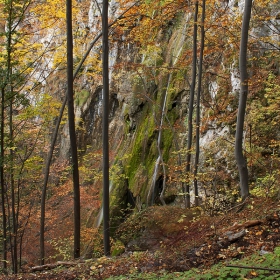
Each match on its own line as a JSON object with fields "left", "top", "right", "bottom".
{"left": 0, "top": 0, "right": 279, "bottom": 275}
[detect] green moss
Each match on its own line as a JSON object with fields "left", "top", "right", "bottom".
{"left": 75, "top": 89, "right": 89, "bottom": 107}
{"left": 122, "top": 76, "right": 181, "bottom": 203}
{"left": 162, "top": 127, "right": 174, "bottom": 163}
{"left": 125, "top": 107, "right": 157, "bottom": 191}
{"left": 111, "top": 240, "right": 125, "bottom": 257}
{"left": 109, "top": 178, "right": 129, "bottom": 234}
{"left": 109, "top": 13, "right": 188, "bottom": 209}
{"left": 122, "top": 103, "right": 130, "bottom": 124}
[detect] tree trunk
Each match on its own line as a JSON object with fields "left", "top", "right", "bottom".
{"left": 102, "top": 0, "right": 110, "bottom": 256}
{"left": 39, "top": 1, "right": 138, "bottom": 262}
{"left": 235, "top": 0, "right": 252, "bottom": 199}
{"left": 0, "top": 88, "right": 7, "bottom": 271}
{"left": 66, "top": 0, "right": 81, "bottom": 259}
{"left": 9, "top": 93, "right": 17, "bottom": 273}
{"left": 39, "top": 97, "right": 67, "bottom": 265}
{"left": 7, "top": 19, "right": 17, "bottom": 272}
{"left": 194, "top": 0, "right": 205, "bottom": 207}
{"left": 6, "top": 0, "right": 17, "bottom": 271}
{"left": 185, "top": 1, "right": 198, "bottom": 208}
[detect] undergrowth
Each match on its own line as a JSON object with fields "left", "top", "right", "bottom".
{"left": 106, "top": 246, "right": 280, "bottom": 279}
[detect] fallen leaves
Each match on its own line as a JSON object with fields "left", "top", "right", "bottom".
{"left": 4, "top": 197, "right": 280, "bottom": 279}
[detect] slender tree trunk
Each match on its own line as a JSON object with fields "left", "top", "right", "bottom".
{"left": 7, "top": 20, "right": 17, "bottom": 271}
{"left": 19, "top": 199, "right": 32, "bottom": 268}
{"left": 66, "top": 0, "right": 81, "bottom": 259}
{"left": 39, "top": 24, "right": 100, "bottom": 266}
{"left": 235, "top": 0, "right": 252, "bottom": 199}
{"left": 40, "top": 97, "right": 67, "bottom": 265}
{"left": 0, "top": 88, "right": 7, "bottom": 271}
{"left": 102, "top": 0, "right": 110, "bottom": 256}
{"left": 39, "top": 1, "right": 139, "bottom": 262}
{"left": 4, "top": 0, "right": 16, "bottom": 271}
{"left": 185, "top": 1, "right": 198, "bottom": 208}
{"left": 194, "top": 0, "right": 205, "bottom": 207}
{"left": 9, "top": 94, "right": 17, "bottom": 273}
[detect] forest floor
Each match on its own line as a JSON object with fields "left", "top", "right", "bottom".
{"left": 2, "top": 196, "right": 280, "bottom": 279}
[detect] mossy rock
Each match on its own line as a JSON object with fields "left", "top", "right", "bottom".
{"left": 75, "top": 89, "right": 90, "bottom": 107}
{"left": 111, "top": 240, "right": 125, "bottom": 257}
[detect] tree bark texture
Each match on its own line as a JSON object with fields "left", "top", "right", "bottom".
{"left": 185, "top": 1, "right": 198, "bottom": 208}
{"left": 102, "top": 0, "right": 110, "bottom": 256}
{"left": 235, "top": 0, "right": 252, "bottom": 199}
{"left": 0, "top": 88, "right": 7, "bottom": 271}
{"left": 194, "top": 0, "right": 205, "bottom": 207}
{"left": 66, "top": 0, "right": 81, "bottom": 259}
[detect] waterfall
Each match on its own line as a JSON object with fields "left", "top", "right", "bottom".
{"left": 148, "top": 28, "right": 186, "bottom": 205}
{"left": 146, "top": 155, "right": 161, "bottom": 205}
{"left": 147, "top": 72, "right": 173, "bottom": 205}
{"left": 94, "top": 181, "right": 114, "bottom": 228}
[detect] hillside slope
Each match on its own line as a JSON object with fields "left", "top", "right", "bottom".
{"left": 3, "top": 196, "right": 280, "bottom": 279}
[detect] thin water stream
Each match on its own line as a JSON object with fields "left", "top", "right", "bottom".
{"left": 94, "top": 181, "right": 114, "bottom": 228}
{"left": 148, "top": 33, "right": 185, "bottom": 205}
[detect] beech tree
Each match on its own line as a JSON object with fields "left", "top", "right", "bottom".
{"left": 102, "top": 0, "right": 110, "bottom": 256}
{"left": 0, "top": 0, "right": 277, "bottom": 269}
{"left": 0, "top": 0, "right": 32, "bottom": 272}
{"left": 39, "top": 1, "right": 139, "bottom": 263}
{"left": 66, "top": 0, "right": 81, "bottom": 259}
{"left": 0, "top": 89, "right": 7, "bottom": 271}
{"left": 185, "top": 1, "right": 198, "bottom": 208}
{"left": 194, "top": 0, "right": 206, "bottom": 207}
{"left": 235, "top": 0, "right": 252, "bottom": 199}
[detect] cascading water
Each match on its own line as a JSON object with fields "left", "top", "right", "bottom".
{"left": 95, "top": 181, "right": 114, "bottom": 228}
{"left": 147, "top": 73, "right": 172, "bottom": 205}
{"left": 147, "top": 26, "right": 186, "bottom": 205}
{"left": 147, "top": 155, "right": 161, "bottom": 205}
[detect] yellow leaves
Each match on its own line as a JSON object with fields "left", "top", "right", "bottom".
{"left": 52, "top": 45, "right": 67, "bottom": 69}
{"left": 90, "top": 263, "right": 103, "bottom": 270}
{"left": 250, "top": 270, "right": 258, "bottom": 276}
{"left": 24, "top": 155, "right": 44, "bottom": 174}
{"left": 140, "top": 44, "right": 163, "bottom": 67}
{"left": 125, "top": 0, "right": 187, "bottom": 45}
{"left": 255, "top": 0, "right": 276, "bottom": 9}
{"left": 237, "top": 247, "right": 243, "bottom": 254}
{"left": 30, "top": 0, "right": 66, "bottom": 24}
{"left": 13, "top": 40, "right": 44, "bottom": 70}
{"left": 177, "top": 214, "right": 187, "bottom": 223}
{"left": 18, "top": 93, "right": 61, "bottom": 124}
{"left": 55, "top": 9, "right": 66, "bottom": 20}
{"left": 217, "top": 253, "right": 227, "bottom": 259}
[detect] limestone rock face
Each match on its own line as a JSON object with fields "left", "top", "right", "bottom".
{"left": 52, "top": 0, "right": 279, "bottom": 222}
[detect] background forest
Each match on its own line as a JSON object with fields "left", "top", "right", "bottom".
{"left": 0, "top": 0, "right": 279, "bottom": 276}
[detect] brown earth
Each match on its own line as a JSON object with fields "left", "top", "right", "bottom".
{"left": 2, "top": 196, "right": 280, "bottom": 279}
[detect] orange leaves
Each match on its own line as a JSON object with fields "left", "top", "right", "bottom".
{"left": 120, "top": 0, "right": 188, "bottom": 45}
